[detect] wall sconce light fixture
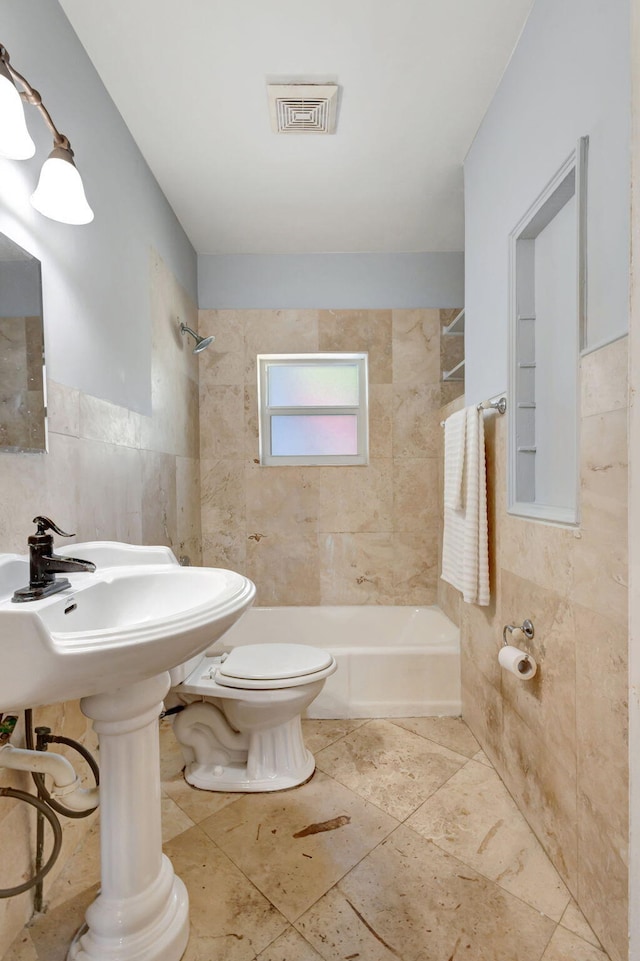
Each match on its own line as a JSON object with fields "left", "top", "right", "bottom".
{"left": 0, "top": 43, "right": 94, "bottom": 225}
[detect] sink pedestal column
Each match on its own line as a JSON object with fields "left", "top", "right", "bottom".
{"left": 69, "top": 673, "right": 189, "bottom": 961}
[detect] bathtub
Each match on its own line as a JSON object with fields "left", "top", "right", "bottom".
{"left": 210, "top": 605, "right": 461, "bottom": 719}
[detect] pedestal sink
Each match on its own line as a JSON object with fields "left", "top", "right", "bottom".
{"left": 0, "top": 544, "right": 256, "bottom": 961}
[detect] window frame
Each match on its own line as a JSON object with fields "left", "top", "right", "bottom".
{"left": 257, "top": 352, "right": 369, "bottom": 466}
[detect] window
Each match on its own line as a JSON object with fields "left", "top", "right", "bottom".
{"left": 508, "top": 138, "right": 587, "bottom": 524}
{"left": 257, "top": 353, "right": 369, "bottom": 466}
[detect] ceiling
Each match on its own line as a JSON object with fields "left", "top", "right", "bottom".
{"left": 59, "top": 0, "right": 533, "bottom": 256}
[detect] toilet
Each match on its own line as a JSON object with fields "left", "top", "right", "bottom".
{"left": 168, "top": 643, "right": 337, "bottom": 792}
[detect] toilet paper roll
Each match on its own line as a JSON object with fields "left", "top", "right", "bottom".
{"left": 499, "top": 645, "right": 537, "bottom": 680}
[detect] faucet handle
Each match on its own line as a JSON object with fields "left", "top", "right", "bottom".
{"left": 32, "top": 516, "right": 75, "bottom": 538}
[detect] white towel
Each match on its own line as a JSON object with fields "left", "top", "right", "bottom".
{"left": 443, "top": 408, "right": 466, "bottom": 511}
{"left": 441, "top": 406, "right": 490, "bottom": 606}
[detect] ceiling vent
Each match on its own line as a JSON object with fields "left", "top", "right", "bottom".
{"left": 267, "top": 83, "right": 339, "bottom": 135}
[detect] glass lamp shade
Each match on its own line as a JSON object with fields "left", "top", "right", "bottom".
{"left": 30, "top": 145, "right": 94, "bottom": 225}
{"left": 0, "top": 65, "right": 35, "bottom": 159}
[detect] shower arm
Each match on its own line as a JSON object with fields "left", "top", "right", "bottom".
{"left": 179, "top": 321, "right": 214, "bottom": 353}
{"left": 179, "top": 323, "right": 199, "bottom": 340}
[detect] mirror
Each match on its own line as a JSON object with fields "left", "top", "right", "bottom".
{"left": 0, "top": 234, "right": 47, "bottom": 453}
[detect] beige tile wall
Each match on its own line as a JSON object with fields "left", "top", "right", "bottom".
{"left": 441, "top": 338, "right": 629, "bottom": 961}
{"left": 0, "top": 249, "right": 201, "bottom": 956}
{"left": 198, "top": 308, "right": 446, "bottom": 606}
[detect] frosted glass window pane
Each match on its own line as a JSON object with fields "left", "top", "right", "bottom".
{"left": 271, "top": 415, "right": 358, "bottom": 456}
{"left": 268, "top": 364, "right": 359, "bottom": 407}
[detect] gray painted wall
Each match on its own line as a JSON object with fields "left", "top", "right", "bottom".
{"left": 464, "top": 0, "right": 630, "bottom": 405}
{"left": 198, "top": 252, "right": 464, "bottom": 308}
{"left": 0, "top": 1, "right": 196, "bottom": 414}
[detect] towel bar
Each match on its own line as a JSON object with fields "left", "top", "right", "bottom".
{"left": 441, "top": 396, "right": 506, "bottom": 427}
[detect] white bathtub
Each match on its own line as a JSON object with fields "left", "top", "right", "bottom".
{"left": 210, "top": 605, "right": 461, "bottom": 719}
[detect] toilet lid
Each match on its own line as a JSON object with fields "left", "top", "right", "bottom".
{"left": 218, "top": 643, "right": 334, "bottom": 682}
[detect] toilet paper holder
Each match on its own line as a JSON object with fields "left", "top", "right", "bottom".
{"left": 502, "top": 619, "right": 534, "bottom": 646}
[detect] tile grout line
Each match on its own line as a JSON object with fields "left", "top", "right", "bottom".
{"left": 386, "top": 717, "right": 481, "bottom": 760}
{"left": 303, "top": 717, "right": 370, "bottom": 756}
{"left": 255, "top": 923, "right": 317, "bottom": 960}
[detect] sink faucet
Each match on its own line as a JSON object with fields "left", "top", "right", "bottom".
{"left": 12, "top": 516, "right": 96, "bottom": 603}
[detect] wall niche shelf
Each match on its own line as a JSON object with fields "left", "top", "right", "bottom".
{"left": 440, "top": 306, "right": 465, "bottom": 399}
{"left": 442, "top": 307, "right": 465, "bottom": 336}
{"left": 442, "top": 359, "right": 465, "bottom": 382}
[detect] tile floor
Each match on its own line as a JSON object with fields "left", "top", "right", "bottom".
{"left": 3, "top": 717, "right": 610, "bottom": 961}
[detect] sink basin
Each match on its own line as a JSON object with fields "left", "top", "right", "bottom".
{"left": 0, "top": 542, "right": 256, "bottom": 961}
{"left": 0, "top": 548, "right": 255, "bottom": 711}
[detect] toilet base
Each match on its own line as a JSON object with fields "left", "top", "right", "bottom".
{"left": 184, "top": 750, "right": 315, "bottom": 792}
{"left": 173, "top": 657, "right": 336, "bottom": 793}
{"left": 174, "top": 701, "right": 319, "bottom": 793}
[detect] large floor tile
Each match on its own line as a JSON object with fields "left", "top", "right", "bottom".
{"left": 199, "top": 770, "right": 398, "bottom": 922}
{"left": 28, "top": 884, "right": 99, "bottom": 961}
{"left": 301, "top": 719, "right": 367, "bottom": 755}
{"left": 295, "top": 886, "right": 403, "bottom": 961}
{"left": 162, "top": 770, "right": 242, "bottom": 824}
{"left": 407, "top": 760, "right": 570, "bottom": 920}
{"left": 541, "top": 926, "right": 610, "bottom": 961}
{"left": 296, "top": 825, "right": 556, "bottom": 961}
{"left": 1, "top": 934, "right": 38, "bottom": 961}
{"left": 161, "top": 796, "right": 195, "bottom": 842}
{"left": 163, "top": 826, "right": 288, "bottom": 960}
{"left": 315, "top": 720, "right": 467, "bottom": 819}
{"left": 45, "top": 824, "right": 100, "bottom": 913}
{"left": 391, "top": 716, "right": 480, "bottom": 758}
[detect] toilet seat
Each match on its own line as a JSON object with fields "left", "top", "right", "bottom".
{"left": 215, "top": 643, "right": 335, "bottom": 690}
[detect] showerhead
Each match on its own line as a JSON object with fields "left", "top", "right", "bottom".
{"left": 179, "top": 322, "right": 214, "bottom": 354}
{"left": 192, "top": 333, "right": 214, "bottom": 353}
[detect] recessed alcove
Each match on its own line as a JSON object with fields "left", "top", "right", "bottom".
{"left": 508, "top": 138, "right": 588, "bottom": 524}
